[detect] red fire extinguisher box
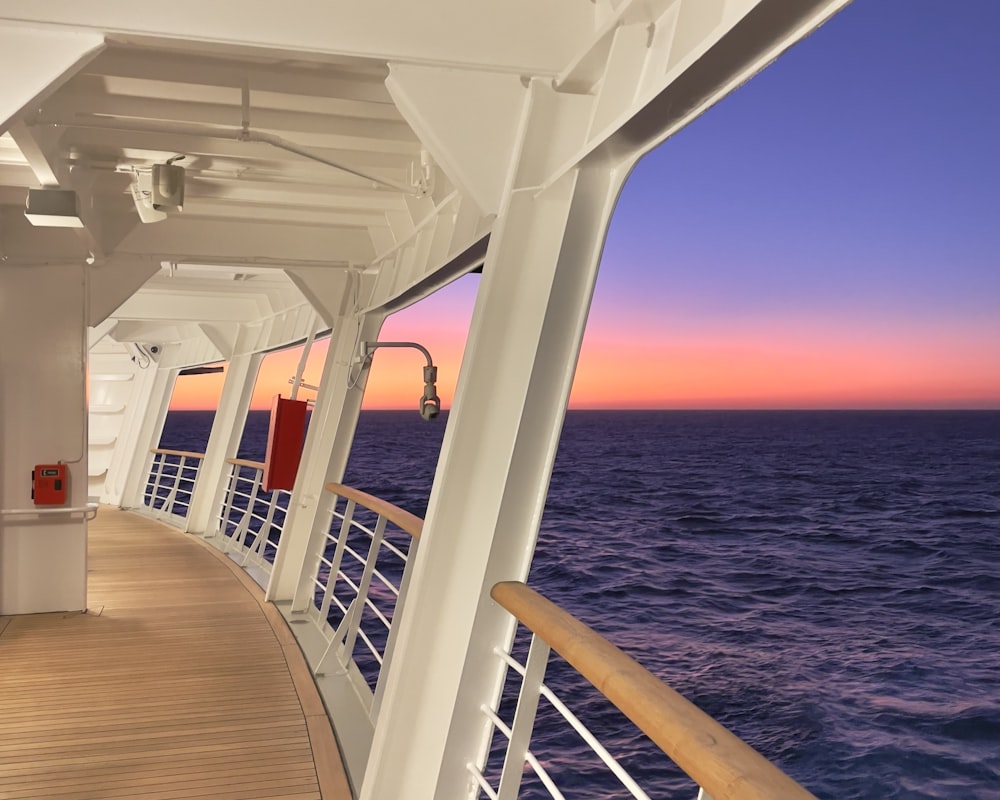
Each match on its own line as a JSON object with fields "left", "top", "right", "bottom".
{"left": 262, "top": 395, "right": 308, "bottom": 492}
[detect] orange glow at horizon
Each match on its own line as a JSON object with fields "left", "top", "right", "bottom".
{"left": 167, "top": 280, "right": 1000, "bottom": 412}
{"left": 167, "top": 324, "right": 1000, "bottom": 412}
{"left": 169, "top": 367, "right": 227, "bottom": 411}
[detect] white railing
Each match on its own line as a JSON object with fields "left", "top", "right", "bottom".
{"left": 217, "top": 458, "right": 292, "bottom": 574}
{"left": 144, "top": 449, "right": 204, "bottom": 524}
{"left": 475, "top": 581, "right": 819, "bottom": 800}
{"left": 293, "top": 482, "right": 422, "bottom": 721}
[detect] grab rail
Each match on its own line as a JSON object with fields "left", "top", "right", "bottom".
{"left": 1, "top": 503, "right": 99, "bottom": 520}
{"left": 144, "top": 449, "right": 204, "bottom": 524}
{"left": 486, "top": 581, "right": 818, "bottom": 800}
{"left": 292, "top": 482, "right": 421, "bottom": 721}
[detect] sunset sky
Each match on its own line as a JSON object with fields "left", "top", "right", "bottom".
{"left": 169, "top": 0, "right": 1000, "bottom": 412}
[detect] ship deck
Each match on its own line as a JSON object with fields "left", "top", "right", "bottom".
{"left": 0, "top": 507, "right": 351, "bottom": 800}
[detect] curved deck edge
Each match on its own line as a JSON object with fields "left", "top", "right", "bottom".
{"left": 191, "top": 534, "right": 354, "bottom": 800}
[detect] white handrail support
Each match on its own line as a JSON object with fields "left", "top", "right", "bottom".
{"left": 497, "top": 633, "right": 551, "bottom": 800}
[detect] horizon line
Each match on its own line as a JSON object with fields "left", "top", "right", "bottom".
{"left": 168, "top": 405, "right": 1000, "bottom": 413}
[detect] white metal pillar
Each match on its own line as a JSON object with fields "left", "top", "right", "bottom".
{"left": 362, "top": 106, "right": 631, "bottom": 800}
{"left": 186, "top": 351, "right": 262, "bottom": 534}
{"left": 267, "top": 311, "right": 385, "bottom": 603}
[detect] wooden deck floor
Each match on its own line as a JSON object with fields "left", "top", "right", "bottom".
{"left": 0, "top": 508, "right": 351, "bottom": 800}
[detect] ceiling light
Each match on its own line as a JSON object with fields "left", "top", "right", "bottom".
{"left": 24, "top": 188, "right": 84, "bottom": 228}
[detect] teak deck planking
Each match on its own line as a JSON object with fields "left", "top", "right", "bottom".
{"left": 0, "top": 508, "right": 351, "bottom": 800}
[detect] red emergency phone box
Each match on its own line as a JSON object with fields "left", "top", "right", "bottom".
{"left": 33, "top": 463, "right": 68, "bottom": 505}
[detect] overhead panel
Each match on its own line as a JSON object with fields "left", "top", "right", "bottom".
{"left": 0, "top": 25, "right": 104, "bottom": 134}
{"left": 0, "top": 1, "right": 592, "bottom": 75}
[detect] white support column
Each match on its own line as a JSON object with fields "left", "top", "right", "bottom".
{"left": 361, "top": 83, "right": 631, "bottom": 798}
{"left": 266, "top": 311, "right": 385, "bottom": 603}
{"left": 185, "top": 351, "right": 262, "bottom": 535}
{"left": 118, "top": 366, "right": 178, "bottom": 510}
{"left": 0, "top": 261, "right": 90, "bottom": 614}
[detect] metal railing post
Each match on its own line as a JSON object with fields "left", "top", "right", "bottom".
{"left": 496, "top": 633, "right": 551, "bottom": 800}
{"left": 148, "top": 453, "right": 166, "bottom": 510}
{"left": 160, "top": 455, "right": 185, "bottom": 516}
{"left": 228, "top": 467, "right": 262, "bottom": 553}
{"left": 341, "top": 514, "right": 387, "bottom": 660}
{"left": 218, "top": 462, "right": 238, "bottom": 538}
{"left": 371, "top": 535, "right": 419, "bottom": 720}
{"left": 317, "top": 498, "right": 355, "bottom": 622}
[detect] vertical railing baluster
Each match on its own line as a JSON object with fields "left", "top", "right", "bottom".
{"left": 162, "top": 455, "right": 186, "bottom": 516}
{"left": 219, "top": 462, "right": 238, "bottom": 537}
{"left": 321, "top": 498, "right": 356, "bottom": 622}
{"left": 342, "top": 514, "right": 387, "bottom": 662}
{"left": 251, "top": 489, "right": 282, "bottom": 564}
{"left": 371, "top": 536, "right": 419, "bottom": 720}
{"left": 291, "top": 491, "right": 339, "bottom": 613}
{"left": 496, "top": 633, "right": 551, "bottom": 800}
{"left": 148, "top": 453, "right": 166, "bottom": 511}
{"left": 228, "top": 467, "right": 261, "bottom": 553}
{"left": 181, "top": 460, "right": 200, "bottom": 532}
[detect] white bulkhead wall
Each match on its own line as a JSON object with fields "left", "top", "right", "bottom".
{"left": 0, "top": 261, "right": 90, "bottom": 614}
{"left": 0, "top": 27, "right": 108, "bottom": 615}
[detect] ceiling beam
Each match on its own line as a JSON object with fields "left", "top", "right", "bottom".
{"left": 116, "top": 215, "right": 376, "bottom": 265}
{"left": 61, "top": 130, "right": 417, "bottom": 176}
{"left": 38, "top": 91, "right": 417, "bottom": 145}
{"left": 1, "top": 3, "right": 592, "bottom": 76}
{"left": 180, "top": 198, "right": 389, "bottom": 228}
{"left": 41, "top": 115, "right": 420, "bottom": 157}
{"left": 87, "top": 48, "right": 396, "bottom": 102}
{"left": 111, "top": 291, "right": 265, "bottom": 324}
{"left": 184, "top": 176, "right": 408, "bottom": 210}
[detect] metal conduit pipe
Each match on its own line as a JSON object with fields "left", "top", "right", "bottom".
{"left": 239, "top": 129, "right": 419, "bottom": 195}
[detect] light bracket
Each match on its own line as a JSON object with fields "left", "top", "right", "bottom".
{"left": 363, "top": 341, "right": 440, "bottom": 421}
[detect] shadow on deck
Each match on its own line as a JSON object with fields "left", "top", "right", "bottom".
{"left": 0, "top": 507, "right": 351, "bottom": 800}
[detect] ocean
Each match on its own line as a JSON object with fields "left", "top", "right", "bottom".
{"left": 159, "top": 409, "right": 1000, "bottom": 800}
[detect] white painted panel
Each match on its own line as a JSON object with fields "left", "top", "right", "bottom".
{"left": 0, "top": 262, "right": 89, "bottom": 613}
{"left": 0, "top": 25, "right": 104, "bottom": 133}
{"left": 0, "top": 2, "right": 590, "bottom": 75}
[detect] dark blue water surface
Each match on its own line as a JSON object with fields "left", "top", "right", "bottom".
{"left": 160, "top": 410, "right": 1000, "bottom": 799}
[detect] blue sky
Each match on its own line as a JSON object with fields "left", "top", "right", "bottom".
{"left": 603, "top": 0, "right": 1000, "bottom": 328}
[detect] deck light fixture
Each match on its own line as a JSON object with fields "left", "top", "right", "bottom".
{"left": 363, "top": 341, "right": 440, "bottom": 420}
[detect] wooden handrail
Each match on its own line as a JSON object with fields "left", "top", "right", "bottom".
{"left": 151, "top": 448, "right": 206, "bottom": 460}
{"left": 324, "top": 482, "right": 423, "bottom": 539}
{"left": 225, "top": 457, "right": 266, "bottom": 470}
{"left": 490, "top": 581, "right": 818, "bottom": 800}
